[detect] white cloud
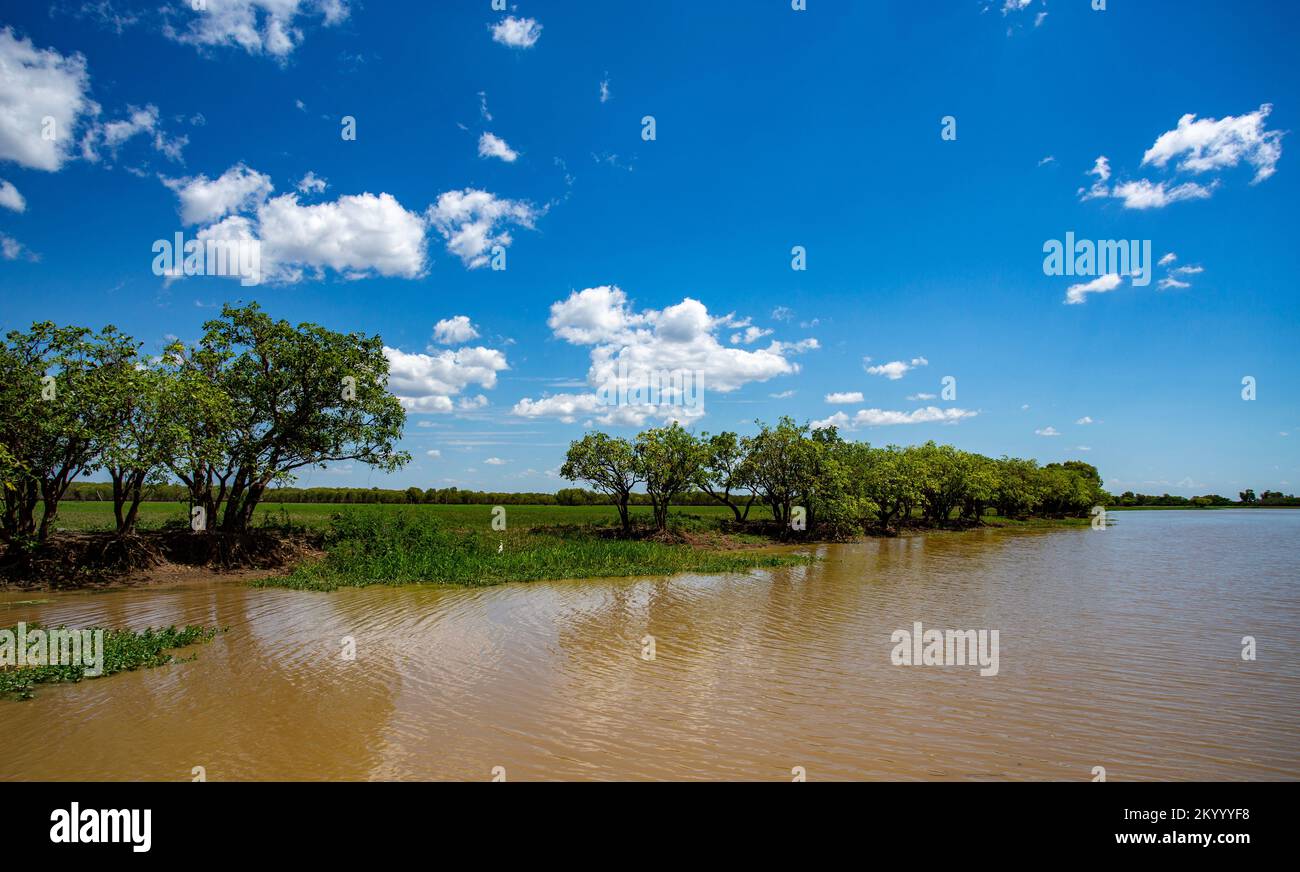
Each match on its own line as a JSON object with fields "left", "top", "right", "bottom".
{"left": 730, "top": 325, "right": 773, "bottom": 345}
{"left": 599, "top": 75, "right": 611, "bottom": 103}
{"left": 0, "top": 27, "right": 96, "bottom": 171}
{"left": 1076, "top": 416, "right": 1094, "bottom": 425}
{"left": 164, "top": 163, "right": 273, "bottom": 224}
{"left": 1158, "top": 277, "right": 1191, "bottom": 290}
{"left": 907, "top": 393, "right": 937, "bottom": 401}
{"left": 491, "top": 16, "right": 542, "bottom": 48}
{"left": 865, "top": 356, "right": 927, "bottom": 380}
{"left": 1037, "top": 155, "right": 1055, "bottom": 167}
{"left": 1142, "top": 104, "right": 1284, "bottom": 184}
{"left": 813, "top": 406, "right": 977, "bottom": 430}
{"left": 426, "top": 188, "right": 538, "bottom": 269}
{"left": 484, "top": 457, "right": 506, "bottom": 466}
{"left": 84, "top": 103, "right": 187, "bottom": 163}
{"left": 0, "top": 232, "right": 36, "bottom": 260}
{"left": 770, "top": 390, "right": 795, "bottom": 399}
{"left": 511, "top": 392, "right": 603, "bottom": 425}
{"left": 432, "top": 315, "right": 480, "bottom": 345}
{"left": 162, "top": 0, "right": 350, "bottom": 59}
{"left": 385, "top": 345, "right": 508, "bottom": 413}
{"left": 255, "top": 191, "right": 429, "bottom": 281}
{"left": 1173, "top": 264, "right": 1204, "bottom": 276}
{"left": 1035, "top": 426, "right": 1061, "bottom": 437}
{"left": 0, "top": 179, "right": 25, "bottom": 212}
{"left": 825, "top": 391, "right": 864, "bottom": 404}
{"left": 1065, "top": 273, "right": 1122, "bottom": 305}
{"left": 296, "top": 170, "right": 327, "bottom": 193}
{"left": 1158, "top": 252, "right": 1177, "bottom": 266}
{"left": 166, "top": 168, "right": 536, "bottom": 283}
{"left": 477, "top": 131, "right": 518, "bottom": 162}
{"left": 515, "top": 286, "right": 818, "bottom": 425}
{"left": 1110, "top": 178, "right": 1216, "bottom": 209}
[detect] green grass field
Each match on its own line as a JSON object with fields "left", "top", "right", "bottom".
{"left": 47, "top": 500, "right": 773, "bottom": 533}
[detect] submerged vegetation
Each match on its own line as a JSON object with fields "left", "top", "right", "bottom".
{"left": 0, "top": 624, "right": 220, "bottom": 700}
{"left": 252, "top": 510, "right": 810, "bottom": 591}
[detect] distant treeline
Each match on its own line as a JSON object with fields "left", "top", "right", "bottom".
{"left": 62, "top": 483, "right": 1300, "bottom": 510}
{"left": 1109, "top": 489, "right": 1300, "bottom": 507}
{"left": 61, "top": 482, "right": 718, "bottom": 507}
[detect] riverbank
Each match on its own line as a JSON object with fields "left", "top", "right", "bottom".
{"left": 2, "top": 504, "right": 1091, "bottom": 593}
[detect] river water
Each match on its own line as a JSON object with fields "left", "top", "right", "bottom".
{"left": 2, "top": 509, "right": 1297, "bottom": 781}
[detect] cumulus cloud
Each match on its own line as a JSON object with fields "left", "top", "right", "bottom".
{"left": 426, "top": 188, "right": 539, "bottom": 269}
{"left": 865, "top": 356, "right": 928, "bottom": 380}
{"left": 491, "top": 15, "right": 542, "bottom": 48}
{"left": 432, "top": 315, "right": 480, "bottom": 345}
{"left": 0, "top": 179, "right": 25, "bottom": 212}
{"left": 477, "top": 131, "right": 518, "bottom": 162}
{"left": 162, "top": 0, "right": 350, "bottom": 59}
{"left": 1158, "top": 252, "right": 1177, "bottom": 266}
{"left": 164, "top": 163, "right": 274, "bottom": 224}
{"left": 1035, "top": 426, "right": 1061, "bottom": 437}
{"left": 1078, "top": 105, "right": 1282, "bottom": 210}
{"left": 296, "top": 170, "right": 327, "bottom": 193}
{"left": 164, "top": 168, "right": 537, "bottom": 282}
{"left": 825, "top": 391, "right": 864, "bottom": 404}
{"left": 0, "top": 28, "right": 96, "bottom": 171}
{"left": 384, "top": 345, "right": 508, "bottom": 413}
{"left": 1142, "top": 104, "right": 1284, "bottom": 183}
{"left": 254, "top": 191, "right": 429, "bottom": 281}
{"left": 812, "top": 406, "right": 977, "bottom": 430}
{"left": 425, "top": 449, "right": 441, "bottom": 458}
{"left": 513, "top": 286, "right": 818, "bottom": 426}
{"left": 1065, "top": 273, "right": 1122, "bottom": 305}
{"left": 484, "top": 457, "right": 506, "bottom": 466}
{"left": 1076, "top": 416, "right": 1094, "bottom": 425}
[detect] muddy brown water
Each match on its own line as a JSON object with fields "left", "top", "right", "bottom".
{"left": 2, "top": 509, "right": 1297, "bottom": 781}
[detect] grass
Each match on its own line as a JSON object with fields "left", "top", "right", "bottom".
{"left": 251, "top": 509, "right": 810, "bottom": 592}
{"left": 0, "top": 624, "right": 220, "bottom": 700}
{"left": 45, "top": 500, "right": 773, "bottom": 533}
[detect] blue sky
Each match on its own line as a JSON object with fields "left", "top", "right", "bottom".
{"left": 1, "top": 0, "right": 1297, "bottom": 496}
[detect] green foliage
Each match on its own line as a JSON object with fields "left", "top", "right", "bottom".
{"left": 0, "top": 307, "right": 410, "bottom": 544}
{"left": 256, "top": 510, "right": 810, "bottom": 591}
{"left": 635, "top": 423, "right": 708, "bottom": 531}
{"left": 1, "top": 624, "right": 220, "bottom": 700}
{"left": 560, "top": 432, "right": 641, "bottom": 533}
{"left": 165, "top": 303, "right": 410, "bottom": 531}
{"left": 0, "top": 323, "right": 139, "bottom": 542}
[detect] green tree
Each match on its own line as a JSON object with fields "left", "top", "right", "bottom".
{"left": 741, "top": 417, "right": 819, "bottom": 526}
{"left": 560, "top": 432, "right": 641, "bottom": 534}
{"left": 695, "top": 431, "right": 756, "bottom": 522}
{"left": 634, "top": 423, "right": 706, "bottom": 532}
{"left": 0, "top": 323, "right": 135, "bottom": 542}
{"left": 166, "top": 304, "right": 409, "bottom": 532}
